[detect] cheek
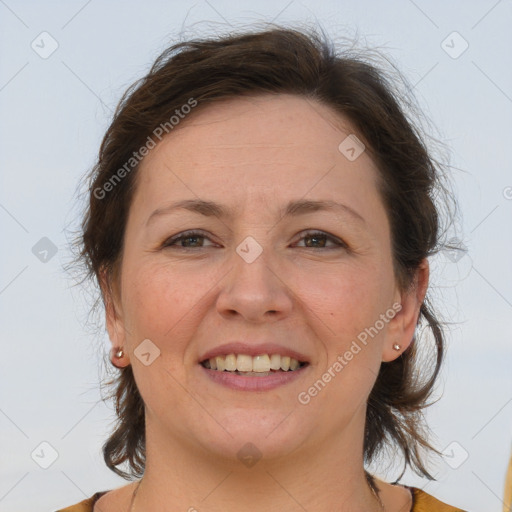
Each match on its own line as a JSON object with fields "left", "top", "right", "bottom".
{"left": 121, "top": 259, "right": 224, "bottom": 355}
{"left": 297, "top": 268, "right": 391, "bottom": 404}
{"left": 293, "top": 261, "right": 391, "bottom": 344}
{"left": 122, "top": 262, "right": 191, "bottom": 341}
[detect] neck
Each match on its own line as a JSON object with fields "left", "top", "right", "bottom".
{"left": 131, "top": 417, "right": 384, "bottom": 512}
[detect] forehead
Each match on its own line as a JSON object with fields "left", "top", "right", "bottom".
{"left": 133, "top": 94, "right": 382, "bottom": 216}
{"left": 149, "top": 94, "right": 359, "bottom": 157}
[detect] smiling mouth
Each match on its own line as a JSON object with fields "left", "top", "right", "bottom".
{"left": 200, "top": 353, "right": 308, "bottom": 376}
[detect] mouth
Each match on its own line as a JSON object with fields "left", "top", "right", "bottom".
{"left": 200, "top": 353, "right": 309, "bottom": 377}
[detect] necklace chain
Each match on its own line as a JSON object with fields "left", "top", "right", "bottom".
{"left": 128, "top": 480, "right": 141, "bottom": 512}
{"left": 370, "top": 482, "right": 386, "bottom": 511}
{"left": 128, "top": 478, "right": 386, "bottom": 512}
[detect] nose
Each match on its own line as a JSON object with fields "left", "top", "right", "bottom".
{"left": 215, "top": 246, "right": 293, "bottom": 323}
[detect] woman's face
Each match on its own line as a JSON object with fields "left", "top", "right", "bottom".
{"left": 106, "top": 94, "right": 423, "bottom": 465}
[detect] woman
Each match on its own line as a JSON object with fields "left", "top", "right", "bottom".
{"left": 59, "top": 25, "right": 466, "bottom": 511}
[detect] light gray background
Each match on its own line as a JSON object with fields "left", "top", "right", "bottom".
{"left": 1, "top": 1, "right": 511, "bottom": 511}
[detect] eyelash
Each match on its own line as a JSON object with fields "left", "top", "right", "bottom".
{"left": 161, "top": 230, "right": 347, "bottom": 250}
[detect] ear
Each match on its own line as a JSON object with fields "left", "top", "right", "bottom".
{"left": 382, "top": 259, "right": 429, "bottom": 362}
{"left": 99, "top": 266, "right": 130, "bottom": 368}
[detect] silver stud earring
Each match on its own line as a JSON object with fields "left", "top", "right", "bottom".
{"left": 393, "top": 343, "right": 401, "bottom": 351}
{"left": 115, "top": 348, "right": 124, "bottom": 358}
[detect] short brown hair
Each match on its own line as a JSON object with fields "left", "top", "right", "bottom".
{"left": 76, "top": 24, "right": 451, "bottom": 492}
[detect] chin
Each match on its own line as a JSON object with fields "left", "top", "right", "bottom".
{"left": 193, "top": 410, "right": 308, "bottom": 465}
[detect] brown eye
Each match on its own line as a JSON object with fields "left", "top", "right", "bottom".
{"left": 295, "top": 230, "right": 346, "bottom": 249}
{"left": 162, "top": 230, "right": 216, "bottom": 249}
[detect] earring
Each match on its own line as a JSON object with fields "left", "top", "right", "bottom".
{"left": 393, "top": 343, "right": 401, "bottom": 351}
{"left": 110, "top": 347, "right": 126, "bottom": 368}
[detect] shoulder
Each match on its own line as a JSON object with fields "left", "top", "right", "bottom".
{"left": 409, "top": 487, "right": 467, "bottom": 511}
{"left": 56, "top": 482, "right": 137, "bottom": 512}
{"left": 55, "top": 491, "right": 108, "bottom": 512}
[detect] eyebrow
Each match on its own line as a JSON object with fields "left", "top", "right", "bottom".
{"left": 146, "top": 198, "right": 366, "bottom": 226}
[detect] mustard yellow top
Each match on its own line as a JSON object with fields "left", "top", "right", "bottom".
{"left": 504, "top": 451, "right": 512, "bottom": 512}
{"left": 55, "top": 487, "right": 467, "bottom": 511}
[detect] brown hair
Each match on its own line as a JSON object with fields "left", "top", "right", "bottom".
{"left": 76, "top": 24, "right": 451, "bottom": 491}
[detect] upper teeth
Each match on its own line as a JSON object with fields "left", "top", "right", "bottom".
{"left": 203, "top": 354, "right": 302, "bottom": 372}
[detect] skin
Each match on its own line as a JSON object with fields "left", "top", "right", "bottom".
{"left": 96, "top": 94, "right": 428, "bottom": 512}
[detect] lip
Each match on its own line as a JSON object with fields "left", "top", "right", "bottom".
{"left": 198, "top": 341, "right": 310, "bottom": 364}
{"left": 199, "top": 363, "right": 310, "bottom": 391}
